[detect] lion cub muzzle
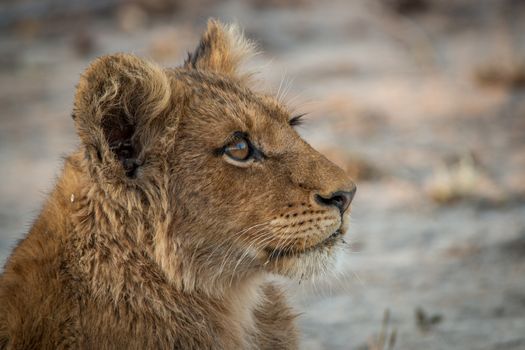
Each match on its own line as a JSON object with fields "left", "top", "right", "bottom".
{"left": 314, "top": 188, "right": 356, "bottom": 214}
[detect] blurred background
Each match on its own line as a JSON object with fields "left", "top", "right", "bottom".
{"left": 1, "top": 0, "right": 524, "bottom": 348}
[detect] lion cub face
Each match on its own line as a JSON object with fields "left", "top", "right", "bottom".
{"left": 73, "top": 20, "right": 355, "bottom": 282}
{"left": 172, "top": 71, "right": 355, "bottom": 279}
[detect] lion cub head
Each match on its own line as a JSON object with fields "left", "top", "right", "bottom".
{"left": 72, "top": 20, "right": 356, "bottom": 289}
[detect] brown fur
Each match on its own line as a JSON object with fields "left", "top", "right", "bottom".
{"left": 0, "top": 19, "right": 355, "bottom": 349}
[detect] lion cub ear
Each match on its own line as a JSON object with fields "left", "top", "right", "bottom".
{"left": 73, "top": 53, "right": 171, "bottom": 179}
{"left": 184, "top": 19, "right": 256, "bottom": 78}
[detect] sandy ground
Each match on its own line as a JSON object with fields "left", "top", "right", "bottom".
{"left": 1, "top": 0, "right": 525, "bottom": 349}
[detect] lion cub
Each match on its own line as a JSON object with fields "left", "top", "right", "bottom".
{"left": 0, "top": 20, "right": 355, "bottom": 349}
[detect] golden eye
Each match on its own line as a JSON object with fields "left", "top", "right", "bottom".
{"left": 224, "top": 139, "right": 251, "bottom": 161}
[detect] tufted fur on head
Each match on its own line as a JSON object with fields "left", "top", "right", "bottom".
{"left": 0, "top": 19, "right": 356, "bottom": 349}
{"left": 184, "top": 19, "right": 257, "bottom": 79}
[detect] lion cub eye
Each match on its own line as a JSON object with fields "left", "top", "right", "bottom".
{"left": 219, "top": 132, "right": 265, "bottom": 167}
{"left": 224, "top": 138, "right": 251, "bottom": 161}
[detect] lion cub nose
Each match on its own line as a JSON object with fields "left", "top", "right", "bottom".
{"left": 315, "top": 186, "right": 356, "bottom": 214}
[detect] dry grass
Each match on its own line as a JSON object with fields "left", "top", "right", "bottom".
{"left": 425, "top": 154, "right": 479, "bottom": 204}
{"left": 425, "top": 153, "right": 504, "bottom": 205}
{"left": 474, "top": 62, "right": 525, "bottom": 90}
{"left": 361, "top": 309, "right": 397, "bottom": 350}
{"left": 415, "top": 307, "right": 443, "bottom": 333}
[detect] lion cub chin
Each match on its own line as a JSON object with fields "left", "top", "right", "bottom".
{"left": 0, "top": 19, "right": 355, "bottom": 349}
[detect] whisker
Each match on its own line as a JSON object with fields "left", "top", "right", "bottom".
{"left": 280, "top": 75, "right": 295, "bottom": 103}
{"left": 206, "top": 221, "right": 271, "bottom": 263}
{"left": 276, "top": 70, "right": 286, "bottom": 103}
{"left": 228, "top": 228, "right": 274, "bottom": 286}
{"left": 211, "top": 221, "right": 272, "bottom": 282}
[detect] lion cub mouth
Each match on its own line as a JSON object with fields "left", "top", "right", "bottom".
{"left": 265, "top": 228, "right": 344, "bottom": 259}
